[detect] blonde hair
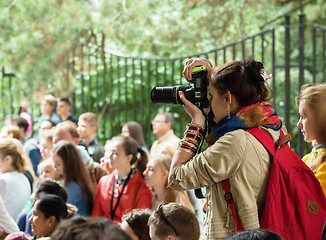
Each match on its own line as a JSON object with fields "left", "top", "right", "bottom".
{"left": 0, "top": 138, "right": 25, "bottom": 172}
{"left": 296, "top": 83, "right": 326, "bottom": 171}
{"left": 3, "top": 125, "right": 24, "bottom": 141}
{"left": 150, "top": 155, "right": 179, "bottom": 203}
{"left": 79, "top": 112, "right": 98, "bottom": 129}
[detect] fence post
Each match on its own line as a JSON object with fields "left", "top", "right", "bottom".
{"left": 297, "top": 14, "right": 305, "bottom": 157}
{"left": 284, "top": 15, "right": 291, "bottom": 132}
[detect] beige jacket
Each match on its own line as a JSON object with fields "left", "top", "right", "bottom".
{"left": 150, "top": 129, "right": 180, "bottom": 158}
{"left": 169, "top": 128, "right": 280, "bottom": 239}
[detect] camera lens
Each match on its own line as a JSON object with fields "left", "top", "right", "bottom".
{"left": 151, "top": 85, "right": 190, "bottom": 105}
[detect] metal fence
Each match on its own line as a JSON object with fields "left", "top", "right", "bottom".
{"left": 1, "top": 14, "right": 325, "bottom": 157}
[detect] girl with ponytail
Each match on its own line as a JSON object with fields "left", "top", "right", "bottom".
{"left": 92, "top": 136, "right": 151, "bottom": 223}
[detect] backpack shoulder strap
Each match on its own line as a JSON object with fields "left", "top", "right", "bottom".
{"left": 221, "top": 179, "right": 243, "bottom": 232}
{"left": 245, "top": 128, "right": 277, "bottom": 156}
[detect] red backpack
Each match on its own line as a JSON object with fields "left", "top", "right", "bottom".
{"left": 222, "top": 127, "right": 326, "bottom": 240}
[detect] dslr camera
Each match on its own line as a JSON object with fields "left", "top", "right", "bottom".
{"left": 151, "top": 66, "right": 209, "bottom": 110}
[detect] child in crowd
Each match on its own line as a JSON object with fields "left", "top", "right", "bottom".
{"left": 52, "top": 140, "right": 95, "bottom": 216}
{"left": 143, "top": 155, "right": 193, "bottom": 210}
{"left": 92, "top": 136, "right": 151, "bottom": 222}
{"left": 296, "top": 83, "right": 326, "bottom": 195}
{"left": 37, "top": 159, "right": 60, "bottom": 182}
{"left": 38, "top": 130, "right": 53, "bottom": 161}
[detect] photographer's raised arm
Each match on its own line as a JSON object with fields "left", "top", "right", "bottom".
{"left": 168, "top": 90, "right": 205, "bottom": 185}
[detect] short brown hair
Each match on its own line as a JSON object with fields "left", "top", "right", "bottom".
{"left": 43, "top": 95, "right": 57, "bottom": 107}
{"left": 54, "top": 121, "right": 79, "bottom": 139}
{"left": 148, "top": 203, "right": 200, "bottom": 240}
{"left": 51, "top": 216, "right": 131, "bottom": 240}
{"left": 122, "top": 209, "right": 152, "bottom": 240}
{"left": 79, "top": 112, "right": 98, "bottom": 129}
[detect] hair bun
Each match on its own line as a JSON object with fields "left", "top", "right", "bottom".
{"left": 242, "top": 58, "right": 265, "bottom": 84}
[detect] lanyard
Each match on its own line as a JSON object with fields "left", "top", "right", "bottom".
{"left": 110, "top": 170, "right": 132, "bottom": 220}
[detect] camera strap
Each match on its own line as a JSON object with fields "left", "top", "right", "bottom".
{"left": 194, "top": 109, "right": 214, "bottom": 199}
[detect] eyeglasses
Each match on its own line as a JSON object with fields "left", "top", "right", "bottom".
{"left": 154, "top": 203, "right": 179, "bottom": 237}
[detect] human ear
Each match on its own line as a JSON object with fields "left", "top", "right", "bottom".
{"left": 225, "top": 91, "right": 232, "bottom": 104}
{"left": 4, "top": 155, "right": 12, "bottom": 164}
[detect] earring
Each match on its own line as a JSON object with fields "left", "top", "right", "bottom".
{"left": 227, "top": 111, "right": 231, "bottom": 119}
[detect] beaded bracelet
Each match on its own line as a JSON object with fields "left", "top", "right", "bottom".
{"left": 177, "top": 123, "right": 205, "bottom": 154}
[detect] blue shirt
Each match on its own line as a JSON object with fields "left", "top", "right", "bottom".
{"left": 66, "top": 181, "right": 89, "bottom": 216}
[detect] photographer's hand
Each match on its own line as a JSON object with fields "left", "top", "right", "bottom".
{"left": 183, "top": 58, "right": 213, "bottom": 82}
{"left": 179, "top": 91, "right": 205, "bottom": 128}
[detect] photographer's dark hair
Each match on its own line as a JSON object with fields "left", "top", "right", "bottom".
{"left": 211, "top": 57, "right": 271, "bottom": 107}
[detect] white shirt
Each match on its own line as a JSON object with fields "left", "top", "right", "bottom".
{"left": 0, "top": 195, "right": 19, "bottom": 233}
{"left": 0, "top": 171, "right": 31, "bottom": 220}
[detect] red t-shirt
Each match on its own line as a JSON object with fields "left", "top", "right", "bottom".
{"left": 92, "top": 170, "right": 152, "bottom": 222}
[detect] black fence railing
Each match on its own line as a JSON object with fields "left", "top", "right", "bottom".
{"left": 1, "top": 14, "right": 325, "bottom": 157}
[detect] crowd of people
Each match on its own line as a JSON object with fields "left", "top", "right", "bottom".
{"left": 0, "top": 58, "right": 325, "bottom": 240}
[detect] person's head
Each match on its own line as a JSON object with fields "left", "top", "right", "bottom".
{"left": 143, "top": 155, "right": 170, "bottom": 189}
{"left": 152, "top": 113, "right": 174, "bottom": 138}
{"left": 10, "top": 115, "right": 29, "bottom": 134}
{"left": 77, "top": 112, "right": 98, "bottom": 142}
{"left": 52, "top": 140, "right": 85, "bottom": 183}
{"left": 51, "top": 216, "right": 132, "bottom": 240}
{"left": 53, "top": 121, "right": 79, "bottom": 145}
{"left": 56, "top": 98, "right": 72, "bottom": 118}
{"left": 37, "top": 159, "right": 60, "bottom": 180}
{"left": 0, "top": 138, "right": 24, "bottom": 173}
{"left": 148, "top": 203, "right": 200, "bottom": 240}
{"left": 34, "top": 179, "right": 68, "bottom": 202}
{"left": 228, "top": 229, "right": 284, "bottom": 240}
{"left": 40, "top": 95, "right": 57, "bottom": 115}
{"left": 208, "top": 58, "right": 270, "bottom": 123}
{"left": 51, "top": 140, "right": 94, "bottom": 213}
{"left": 104, "top": 136, "right": 148, "bottom": 176}
{"left": 29, "top": 194, "right": 68, "bottom": 237}
{"left": 295, "top": 83, "right": 326, "bottom": 144}
{"left": 121, "top": 209, "right": 152, "bottom": 240}
{"left": 121, "top": 121, "right": 146, "bottom": 147}
{"left": 39, "top": 129, "right": 54, "bottom": 160}
{"left": 0, "top": 125, "right": 23, "bottom": 141}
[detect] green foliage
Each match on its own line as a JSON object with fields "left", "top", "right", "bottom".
{"left": 0, "top": 0, "right": 325, "bottom": 154}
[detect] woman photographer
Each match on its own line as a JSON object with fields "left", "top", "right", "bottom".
{"left": 168, "top": 58, "right": 283, "bottom": 239}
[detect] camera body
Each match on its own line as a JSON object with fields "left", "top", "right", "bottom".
{"left": 151, "top": 66, "right": 209, "bottom": 110}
